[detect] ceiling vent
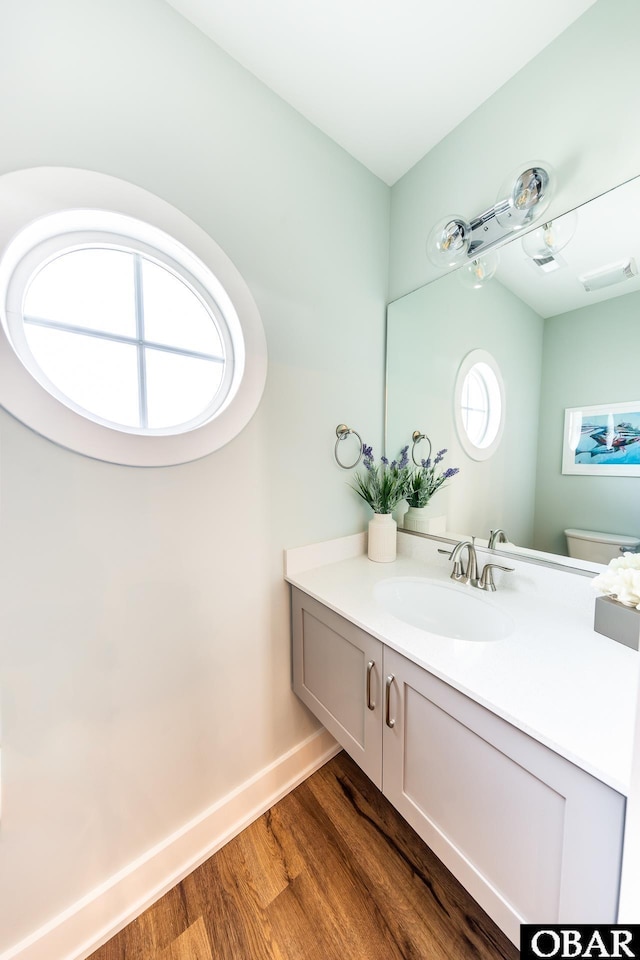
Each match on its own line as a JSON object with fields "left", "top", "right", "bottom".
{"left": 580, "top": 258, "right": 638, "bottom": 292}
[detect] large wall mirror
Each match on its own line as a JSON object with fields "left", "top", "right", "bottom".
{"left": 386, "top": 173, "right": 640, "bottom": 566}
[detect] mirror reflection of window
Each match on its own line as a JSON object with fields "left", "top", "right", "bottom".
{"left": 455, "top": 350, "right": 505, "bottom": 461}
{"left": 461, "top": 366, "right": 489, "bottom": 445}
{"left": 460, "top": 362, "right": 501, "bottom": 448}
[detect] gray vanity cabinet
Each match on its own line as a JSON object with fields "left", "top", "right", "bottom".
{"left": 291, "top": 586, "right": 627, "bottom": 944}
{"left": 291, "top": 587, "right": 383, "bottom": 787}
{"left": 383, "top": 648, "right": 625, "bottom": 941}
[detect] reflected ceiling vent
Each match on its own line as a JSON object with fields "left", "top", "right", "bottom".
{"left": 528, "top": 251, "right": 566, "bottom": 274}
{"left": 580, "top": 258, "right": 638, "bottom": 292}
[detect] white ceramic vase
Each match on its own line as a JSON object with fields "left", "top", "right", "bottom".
{"left": 368, "top": 512, "right": 397, "bottom": 563}
{"left": 401, "top": 505, "right": 447, "bottom": 536}
{"left": 403, "top": 505, "right": 431, "bottom": 534}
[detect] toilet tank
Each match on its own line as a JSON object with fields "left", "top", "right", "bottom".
{"left": 564, "top": 528, "right": 640, "bottom": 563}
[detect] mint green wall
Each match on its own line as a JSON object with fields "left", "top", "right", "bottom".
{"left": 534, "top": 291, "right": 640, "bottom": 555}
{"left": 389, "top": 0, "right": 640, "bottom": 299}
{"left": 387, "top": 277, "right": 543, "bottom": 544}
{"left": 0, "top": 0, "right": 389, "bottom": 951}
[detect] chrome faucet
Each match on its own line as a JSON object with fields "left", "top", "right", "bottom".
{"left": 443, "top": 539, "right": 478, "bottom": 586}
{"left": 488, "top": 528, "right": 508, "bottom": 549}
{"left": 440, "top": 538, "right": 514, "bottom": 591}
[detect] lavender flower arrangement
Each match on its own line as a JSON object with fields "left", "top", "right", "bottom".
{"left": 405, "top": 448, "right": 459, "bottom": 508}
{"left": 350, "top": 444, "right": 411, "bottom": 514}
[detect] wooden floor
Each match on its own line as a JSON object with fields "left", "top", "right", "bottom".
{"left": 89, "top": 752, "right": 518, "bottom": 960}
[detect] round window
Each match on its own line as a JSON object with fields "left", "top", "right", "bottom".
{"left": 0, "top": 168, "right": 267, "bottom": 465}
{"left": 9, "top": 238, "right": 235, "bottom": 434}
{"left": 454, "top": 349, "right": 505, "bottom": 460}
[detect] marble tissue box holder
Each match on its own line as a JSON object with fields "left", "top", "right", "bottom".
{"left": 594, "top": 595, "right": 640, "bottom": 651}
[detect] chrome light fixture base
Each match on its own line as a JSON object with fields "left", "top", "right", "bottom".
{"left": 427, "top": 162, "right": 555, "bottom": 270}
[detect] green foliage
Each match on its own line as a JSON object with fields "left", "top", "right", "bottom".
{"left": 405, "top": 448, "right": 460, "bottom": 508}
{"left": 350, "top": 445, "right": 411, "bottom": 514}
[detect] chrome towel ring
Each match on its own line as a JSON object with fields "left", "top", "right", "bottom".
{"left": 411, "top": 430, "right": 432, "bottom": 466}
{"left": 334, "top": 424, "right": 363, "bottom": 469}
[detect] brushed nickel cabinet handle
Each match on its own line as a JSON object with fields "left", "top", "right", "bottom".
{"left": 385, "top": 674, "right": 395, "bottom": 728}
{"left": 366, "top": 660, "right": 375, "bottom": 710}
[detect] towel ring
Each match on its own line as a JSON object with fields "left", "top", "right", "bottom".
{"left": 335, "top": 424, "right": 363, "bottom": 469}
{"left": 411, "top": 430, "right": 432, "bottom": 467}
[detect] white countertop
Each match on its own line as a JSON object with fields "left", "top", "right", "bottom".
{"left": 285, "top": 531, "right": 639, "bottom": 795}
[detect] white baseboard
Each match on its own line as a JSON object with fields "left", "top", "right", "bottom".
{"left": 1, "top": 728, "right": 339, "bottom": 960}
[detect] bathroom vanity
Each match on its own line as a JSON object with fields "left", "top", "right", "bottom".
{"left": 285, "top": 532, "right": 637, "bottom": 945}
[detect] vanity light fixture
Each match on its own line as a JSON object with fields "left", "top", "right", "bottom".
{"left": 580, "top": 258, "right": 638, "bottom": 292}
{"left": 521, "top": 210, "right": 578, "bottom": 272}
{"left": 427, "top": 162, "right": 554, "bottom": 270}
{"left": 458, "top": 251, "right": 500, "bottom": 289}
{"left": 494, "top": 163, "right": 554, "bottom": 230}
{"left": 425, "top": 215, "right": 474, "bottom": 266}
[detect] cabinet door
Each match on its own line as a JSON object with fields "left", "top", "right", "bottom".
{"left": 382, "top": 647, "right": 625, "bottom": 945}
{"left": 291, "top": 588, "right": 383, "bottom": 787}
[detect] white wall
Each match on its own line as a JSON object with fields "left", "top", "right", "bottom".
{"left": 0, "top": 0, "right": 389, "bottom": 954}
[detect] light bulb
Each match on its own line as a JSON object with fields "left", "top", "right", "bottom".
{"left": 522, "top": 210, "right": 578, "bottom": 259}
{"left": 426, "top": 216, "right": 472, "bottom": 268}
{"left": 495, "top": 162, "right": 555, "bottom": 231}
{"left": 459, "top": 251, "right": 500, "bottom": 289}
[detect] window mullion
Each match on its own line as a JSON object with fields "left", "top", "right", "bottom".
{"left": 133, "top": 254, "right": 148, "bottom": 429}
{"left": 23, "top": 316, "right": 222, "bottom": 361}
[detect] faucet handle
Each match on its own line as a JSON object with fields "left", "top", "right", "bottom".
{"left": 477, "top": 562, "right": 515, "bottom": 592}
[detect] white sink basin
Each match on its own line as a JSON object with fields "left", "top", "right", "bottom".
{"left": 374, "top": 577, "right": 514, "bottom": 642}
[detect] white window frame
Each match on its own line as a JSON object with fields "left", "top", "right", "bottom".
{"left": 454, "top": 349, "right": 505, "bottom": 461}
{"left": 0, "top": 167, "right": 267, "bottom": 466}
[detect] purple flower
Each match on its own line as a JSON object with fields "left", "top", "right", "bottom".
{"left": 349, "top": 443, "right": 416, "bottom": 513}
{"left": 443, "top": 467, "right": 459, "bottom": 479}
{"left": 421, "top": 458, "right": 431, "bottom": 469}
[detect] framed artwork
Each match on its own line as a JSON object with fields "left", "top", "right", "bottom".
{"left": 562, "top": 401, "right": 640, "bottom": 477}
